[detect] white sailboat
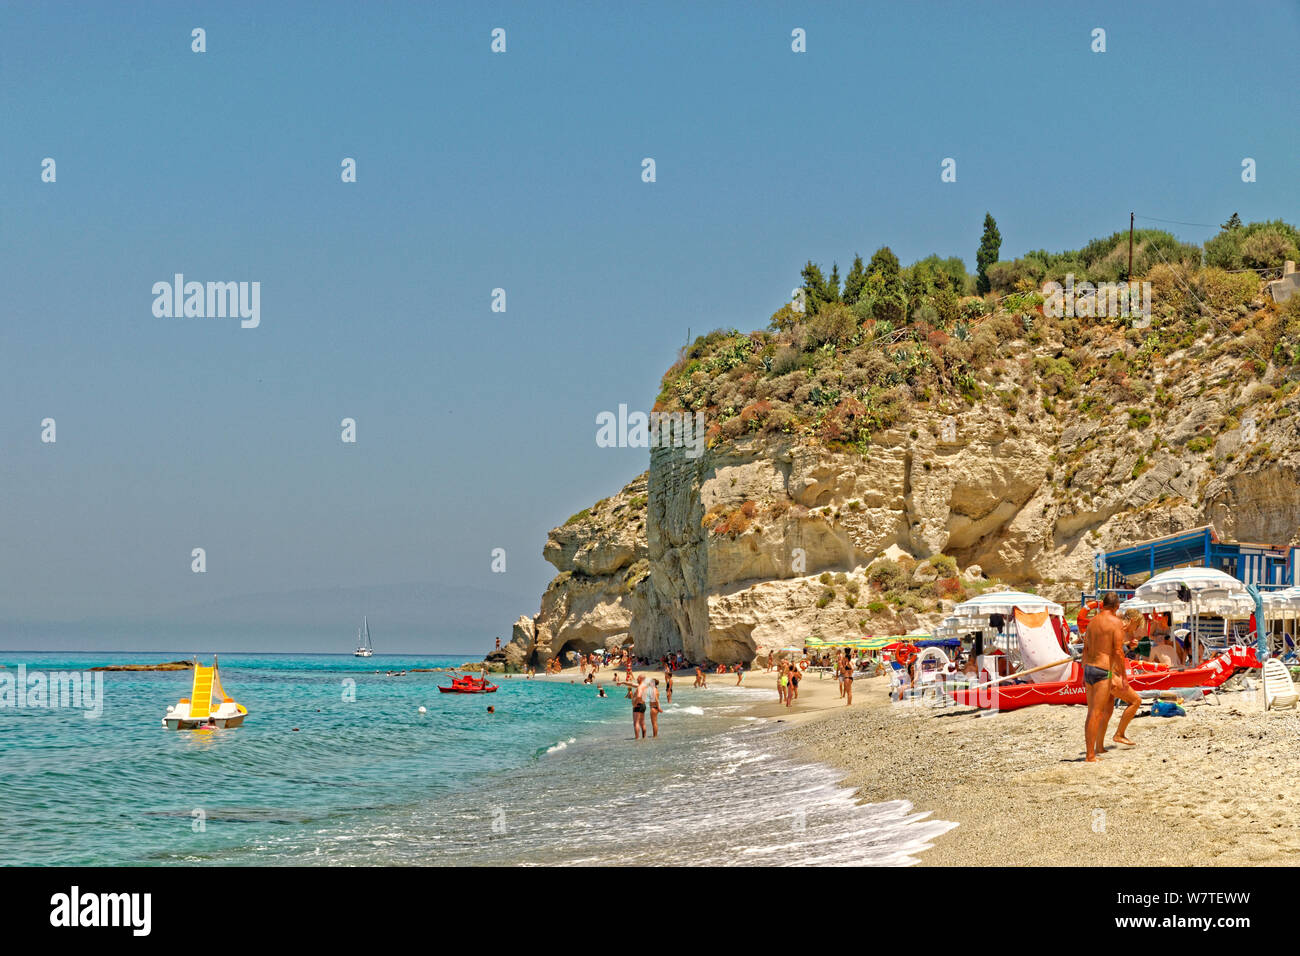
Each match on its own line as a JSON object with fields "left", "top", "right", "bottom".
{"left": 354, "top": 616, "right": 374, "bottom": 657}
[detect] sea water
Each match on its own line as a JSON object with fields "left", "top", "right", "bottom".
{"left": 0, "top": 652, "right": 954, "bottom": 866}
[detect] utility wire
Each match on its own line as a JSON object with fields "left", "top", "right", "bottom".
{"left": 1134, "top": 214, "right": 1223, "bottom": 229}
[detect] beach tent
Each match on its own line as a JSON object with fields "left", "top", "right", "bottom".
{"left": 860, "top": 637, "right": 895, "bottom": 651}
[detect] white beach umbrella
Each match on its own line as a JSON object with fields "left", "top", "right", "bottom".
{"left": 1269, "top": 587, "right": 1300, "bottom": 620}
{"left": 1134, "top": 568, "right": 1250, "bottom": 663}
{"left": 1133, "top": 567, "right": 1248, "bottom": 601}
{"left": 1194, "top": 590, "right": 1256, "bottom": 618}
{"left": 952, "top": 590, "right": 1064, "bottom": 618}
{"left": 1119, "top": 598, "right": 1162, "bottom": 614}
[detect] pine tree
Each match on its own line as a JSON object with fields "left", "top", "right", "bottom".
{"left": 867, "top": 246, "right": 901, "bottom": 281}
{"left": 1221, "top": 212, "right": 1243, "bottom": 231}
{"left": 827, "top": 263, "right": 841, "bottom": 302}
{"left": 800, "top": 261, "right": 829, "bottom": 313}
{"left": 976, "top": 213, "right": 1001, "bottom": 295}
{"left": 842, "top": 254, "right": 867, "bottom": 305}
{"left": 864, "top": 247, "right": 906, "bottom": 324}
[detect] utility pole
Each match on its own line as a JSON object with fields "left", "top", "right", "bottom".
{"left": 1128, "top": 212, "right": 1135, "bottom": 281}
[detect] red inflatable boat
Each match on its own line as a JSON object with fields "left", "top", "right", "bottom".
{"left": 949, "top": 645, "right": 1259, "bottom": 711}
{"left": 438, "top": 675, "right": 499, "bottom": 694}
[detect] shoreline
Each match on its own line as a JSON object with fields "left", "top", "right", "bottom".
{"left": 785, "top": 673, "right": 1300, "bottom": 866}
{"left": 531, "top": 661, "right": 1300, "bottom": 865}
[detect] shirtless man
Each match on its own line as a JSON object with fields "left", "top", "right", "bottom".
{"left": 1083, "top": 591, "right": 1125, "bottom": 761}
{"left": 631, "top": 675, "right": 648, "bottom": 740}
{"left": 1107, "top": 610, "right": 1145, "bottom": 747}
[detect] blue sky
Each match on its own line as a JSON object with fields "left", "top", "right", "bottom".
{"left": 2, "top": 1, "right": 1297, "bottom": 650}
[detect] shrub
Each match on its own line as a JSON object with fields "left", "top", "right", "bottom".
{"left": 816, "top": 589, "right": 834, "bottom": 609}
{"left": 936, "top": 576, "right": 966, "bottom": 599}
{"left": 799, "top": 302, "right": 857, "bottom": 350}
{"left": 1197, "top": 268, "right": 1259, "bottom": 311}
{"left": 928, "top": 554, "right": 958, "bottom": 576}
{"left": 867, "top": 559, "right": 906, "bottom": 591}
{"left": 1204, "top": 219, "right": 1300, "bottom": 271}
{"left": 771, "top": 345, "right": 801, "bottom": 376}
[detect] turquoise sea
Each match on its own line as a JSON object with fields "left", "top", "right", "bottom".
{"left": 0, "top": 652, "right": 954, "bottom": 866}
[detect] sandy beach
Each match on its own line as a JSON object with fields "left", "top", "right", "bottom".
{"left": 789, "top": 673, "right": 1300, "bottom": 866}
{"left": 529, "top": 661, "right": 1300, "bottom": 866}
{"left": 525, "top": 661, "right": 853, "bottom": 724}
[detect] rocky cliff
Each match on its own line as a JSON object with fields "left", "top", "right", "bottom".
{"left": 503, "top": 263, "right": 1300, "bottom": 667}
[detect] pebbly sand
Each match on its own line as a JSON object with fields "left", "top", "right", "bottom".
{"left": 523, "top": 660, "right": 1300, "bottom": 865}
{"left": 787, "top": 672, "right": 1300, "bottom": 866}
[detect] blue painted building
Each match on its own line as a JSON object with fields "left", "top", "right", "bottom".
{"left": 1091, "top": 525, "right": 1299, "bottom": 598}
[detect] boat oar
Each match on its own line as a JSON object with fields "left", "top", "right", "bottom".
{"left": 954, "top": 658, "right": 1074, "bottom": 694}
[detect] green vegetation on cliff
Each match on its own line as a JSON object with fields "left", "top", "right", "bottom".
{"left": 654, "top": 218, "right": 1300, "bottom": 457}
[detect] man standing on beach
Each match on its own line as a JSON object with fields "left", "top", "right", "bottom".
{"left": 631, "top": 675, "right": 650, "bottom": 739}
{"left": 1108, "top": 611, "right": 1145, "bottom": 747}
{"left": 1083, "top": 591, "right": 1125, "bottom": 761}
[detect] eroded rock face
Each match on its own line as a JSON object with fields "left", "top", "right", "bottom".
{"left": 511, "top": 369, "right": 1300, "bottom": 665}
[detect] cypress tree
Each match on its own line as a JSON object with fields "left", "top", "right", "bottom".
{"left": 842, "top": 254, "right": 867, "bottom": 305}
{"left": 976, "top": 213, "right": 1001, "bottom": 294}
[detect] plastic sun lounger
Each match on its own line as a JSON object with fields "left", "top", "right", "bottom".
{"left": 1263, "top": 659, "right": 1300, "bottom": 711}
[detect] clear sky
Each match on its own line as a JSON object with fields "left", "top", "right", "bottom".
{"left": 2, "top": 1, "right": 1297, "bottom": 649}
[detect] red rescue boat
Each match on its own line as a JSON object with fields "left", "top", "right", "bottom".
{"left": 949, "top": 646, "right": 1259, "bottom": 711}
{"left": 438, "top": 674, "right": 499, "bottom": 694}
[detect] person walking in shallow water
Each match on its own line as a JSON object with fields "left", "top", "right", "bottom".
{"left": 631, "top": 675, "right": 648, "bottom": 739}
{"left": 664, "top": 666, "right": 673, "bottom": 704}
{"left": 649, "top": 679, "right": 662, "bottom": 737}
